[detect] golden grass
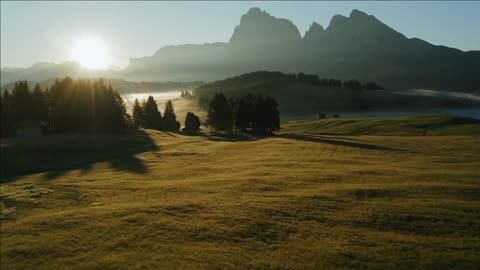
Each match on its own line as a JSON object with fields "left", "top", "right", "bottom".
{"left": 1, "top": 130, "right": 480, "bottom": 269}
{"left": 282, "top": 115, "right": 480, "bottom": 136}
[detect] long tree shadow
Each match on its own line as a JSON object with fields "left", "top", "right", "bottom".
{"left": 278, "top": 133, "right": 400, "bottom": 151}
{"left": 1, "top": 130, "right": 158, "bottom": 183}
{"left": 180, "top": 130, "right": 258, "bottom": 142}
{"left": 109, "top": 156, "right": 148, "bottom": 174}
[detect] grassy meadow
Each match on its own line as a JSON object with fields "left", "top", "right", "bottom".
{"left": 1, "top": 116, "right": 480, "bottom": 269}
{"left": 282, "top": 115, "right": 480, "bottom": 136}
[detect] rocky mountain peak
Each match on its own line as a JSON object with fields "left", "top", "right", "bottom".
{"left": 303, "top": 22, "right": 325, "bottom": 41}
{"left": 229, "top": 7, "right": 301, "bottom": 45}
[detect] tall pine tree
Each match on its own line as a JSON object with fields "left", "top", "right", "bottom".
{"left": 143, "top": 95, "right": 162, "bottom": 130}
{"left": 184, "top": 112, "right": 201, "bottom": 132}
{"left": 31, "top": 83, "right": 48, "bottom": 123}
{"left": 163, "top": 100, "right": 178, "bottom": 131}
{"left": 234, "top": 94, "right": 254, "bottom": 132}
{"left": 132, "top": 98, "right": 145, "bottom": 128}
{"left": 206, "top": 93, "right": 233, "bottom": 131}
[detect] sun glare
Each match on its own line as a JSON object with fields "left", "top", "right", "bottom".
{"left": 71, "top": 38, "right": 110, "bottom": 69}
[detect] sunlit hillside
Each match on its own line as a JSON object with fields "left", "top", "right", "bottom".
{"left": 1, "top": 2, "right": 479, "bottom": 269}
{"left": 1, "top": 125, "right": 479, "bottom": 269}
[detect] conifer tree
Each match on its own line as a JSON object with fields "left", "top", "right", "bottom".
{"left": 132, "top": 98, "right": 145, "bottom": 128}
{"left": 32, "top": 83, "right": 48, "bottom": 123}
{"left": 206, "top": 93, "right": 233, "bottom": 131}
{"left": 234, "top": 94, "right": 254, "bottom": 132}
{"left": 163, "top": 100, "right": 178, "bottom": 131}
{"left": 11, "top": 81, "right": 34, "bottom": 125}
{"left": 143, "top": 95, "right": 162, "bottom": 130}
{"left": 1, "top": 90, "right": 13, "bottom": 137}
{"left": 184, "top": 112, "right": 201, "bottom": 132}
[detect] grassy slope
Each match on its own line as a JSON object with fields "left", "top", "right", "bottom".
{"left": 282, "top": 115, "right": 480, "bottom": 136}
{"left": 1, "top": 125, "right": 480, "bottom": 269}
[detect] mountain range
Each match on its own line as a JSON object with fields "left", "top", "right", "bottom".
{"left": 1, "top": 8, "right": 479, "bottom": 92}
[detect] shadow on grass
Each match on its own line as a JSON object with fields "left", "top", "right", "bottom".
{"left": 1, "top": 130, "right": 158, "bottom": 183}
{"left": 278, "top": 133, "right": 399, "bottom": 151}
{"left": 180, "top": 130, "right": 257, "bottom": 142}
{"left": 109, "top": 156, "right": 148, "bottom": 174}
{"left": 180, "top": 130, "right": 396, "bottom": 151}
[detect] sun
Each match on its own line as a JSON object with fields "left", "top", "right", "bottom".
{"left": 71, "top": 38, "right": 110, "bottom": 69}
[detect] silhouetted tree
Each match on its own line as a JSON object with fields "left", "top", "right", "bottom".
{"left": 109, "top": 86, "right": 128, "bottom": 132}
{"left": 132, "top": 98, "right": 145, "bottom": 128}
{"left": 234, "top": 94, "right": 254, "bottom": 132}
{"left": 363, "top": 82, "right": 384, "bottom": 90}
{"left": 31, "top": 83, "right": 47, "bottom": 119}
{"left": 180, "top": 90, "right": 192, "bottom": 98}
{"left": 344, "top": 80, "right": 363, "bottom": 91}
{"left": 184, "top": 112, "right": 201, "bottom": 132}
{"left": 163, "top": 100, "right": 178, "bottom": 131}
{"left": 11, "top": 80, "right": 33, "bottom": 125}
{"left": 206, "top": 93, "right": 233, "bottom": 131}
{"left": 252, "top": 95, "right": 280, "bottom": 134}
{"left": 1, "top": 90, "right": 14, "bottom": 137}
{"left": 30, "top": 77, "right": 129, "bottom": 134}
{"left": 143, "top": 95, "right": 162, "bottom": 130}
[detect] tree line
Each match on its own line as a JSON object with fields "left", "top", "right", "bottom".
{"left": 297, "top": 73, "right": 383, "bottom": 90}
{"left": 197, "top": 71, "right": 384, "bottom": 92}
{"left": 206, "top": 93, "right": 280, "bottom": 134}
{"left": 131, "top": 95, "right": 201, "bottom": 132}
{"left": 131, "top": 97, "right": 181, "bottom": 131}
{"left": 180, "top": 90, "right": 193, "bottom": 98}
{"left": 1, "top": 78, "right": 280, "bottom": 138}
{"left": 1, "top": 78, "right": 128, "bottom": 137}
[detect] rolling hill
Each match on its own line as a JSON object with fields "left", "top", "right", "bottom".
{"left": 282, "top": 115, "right": 480, "bottom": 136}
{"left": 1, "top": 126, "right": 479, "bottom": 268}
{"left": 194, "top": 71, "right": 480, "bottom": 117}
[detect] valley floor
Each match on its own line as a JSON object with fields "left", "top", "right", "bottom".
{"left": 1, "top": 130, "right": 479, "bottom": 269}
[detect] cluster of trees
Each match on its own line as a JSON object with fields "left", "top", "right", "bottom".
{"left": 342, "top": 80, "right": 383, "bottom": 91}
{"left": 300, "top": 75, "right": 382, "bottom": 91}
{"left": 362, "top": 82, "right": 384, "bottom": 90}
{"left": 184, "top": 112, "right": 201, "bottom": 132}
{"left": 315, "top": 113, "right": 340, "bottom": 119}
{"left": 132, "top": 97, "right": 180, "bottom": 131}
{"left": 199, "top": 71, "right": 383, "bottom": 92}
{"left": 343, "top": 80, "right": 363, "bottom": 91}
{"left": 1, "top": 78, "right": 128, "bottom": 137}
{"left": 131, "top": 96, "right": 202, "bottom": 132}
{"left": 180, "top": 90, "right": 193, "bottom": 98}
{"left": 1, "top": 78, "right": 281, "bottom": 138}
{"left": 206, "top": 93, "right": 280, "bottom": 134}
{"left": 297, "top": 73, "right": 343, "bottom": 88}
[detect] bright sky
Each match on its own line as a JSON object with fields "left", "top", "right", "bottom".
{"left": 1, "top": 1, "right": 479, "bottom": 69}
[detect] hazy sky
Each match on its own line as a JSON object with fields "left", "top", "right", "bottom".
{"left": 2, "top": 1, "right": 479, "bottom": 68}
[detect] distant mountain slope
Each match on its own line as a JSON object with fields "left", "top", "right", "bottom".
{"left": 125, "top": 8, "right": 480, "bottom": 92}
{"left": 2, "top": 8, "right": 479, "bottom": 92}
{"left": 0, "top": 62, "right": 120, "bottom": 87}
